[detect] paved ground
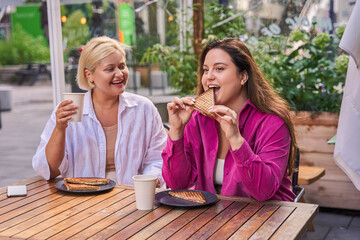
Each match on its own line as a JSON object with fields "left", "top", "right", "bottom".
{"left": 0, "top": 81, "right": 359, "bottom": 240}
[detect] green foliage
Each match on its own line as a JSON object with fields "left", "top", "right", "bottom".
{"left": 133, "top": 34, "right": 160, "bottom": 63}
{"left": 250, "top": 28, "right": 348, "bottom": 113}
{"left": 62, "top": 10, "right": 90, "bottom": 52}
{"left": 204, "top": 2, "right": 246, "bottom": 39}
{"left": 0, "top": 24, "right": 50, "bottom": 65}
{"left": 141, "top": 3, "right": 246, "bottom": 95}
{"left": 141, "top": 43, "right": 198, "bottom": 95}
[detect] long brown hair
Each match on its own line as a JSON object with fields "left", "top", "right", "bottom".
{"left": 196, "top": 38, "right": 297, "bottom": 175}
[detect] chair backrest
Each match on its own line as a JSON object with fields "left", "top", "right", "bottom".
{"left": 292, "top": 148, "right": 300, "bottom": 190}
{"left": 292, "top": 148, "right": 304, "bottom": 202}
{"left": 163, "top": 123, "right": 170, "bottom": 131}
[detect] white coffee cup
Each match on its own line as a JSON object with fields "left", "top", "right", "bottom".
{"left": 132, "top": 175, "right": 157, "bottom": 210}
{"left": 63, "top": 93, "right": 85, "bottom": 122}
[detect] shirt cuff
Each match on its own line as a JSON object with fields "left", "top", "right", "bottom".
{"left": 162, "top": 135, "right": 184, "bottom": 168}
{"left": 230, "top": 140, "right": 255, "bottom": 166}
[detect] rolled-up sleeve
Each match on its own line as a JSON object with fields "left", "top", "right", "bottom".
{"left": 32, "top": 109, "right": 68, "bottom": 180}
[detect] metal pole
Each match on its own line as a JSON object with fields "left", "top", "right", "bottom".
{"left": 329, "top": 0, "right": 334, "bottom": 34}
{"left": 47, "top": 0, "right": 65, "bottom": 107}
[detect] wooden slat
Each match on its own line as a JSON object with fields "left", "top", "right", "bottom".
{"left": 189, "top": 201, "right": 248, "bottom": 240}
{"left": 0, "top": 186, "right": 59, "bottom": 218}
{"left": 291, "top": 111, "right": 338, "bottom": 126}
{"left": 209, "top": 202, "right": 263, "bottom": 240}
{"left": 29, "top": 189, "right": 129, "bottom": 240}
{"left": 298, "top": 166, "right": 325, "bottom": 185}
{"left": 0, "top": 180, "right": 54, "bottom": 207}
{"left": 128, "top": 208, "right": 187, "bottom": 240}
{"left": 147, "top": 206, "right": 208, "bottom": 240}
{"left": 249, "top": 206, "right": 295, "bottom": 240}
{"left": 0, "top": 176, "right": 43, "bottom": 194}
{"left": 15, "top": 188, "right": 125, "bottom": 239}
{"left": 69, "top": 202, "right": 138, "bottom": 240}
{"left": 50, "top": 190, "right": 135, "bottom": 239}
{"left": 0, "top": 194, "right": 93, "bottom": 237}
{"left": 168, "top": 200, "right": 233, "bottom": 239}
{"left": 107, "top": 205, "right": 174, "bottom": 240}
{"left": 229, "top": 204, "right": 279, "bottom": 239}
{"left": 87, "top": 206, "right": 155, "bottom": 240}
{"left": 0, "top": 194, "right": 72, "bottom": 233}
{"left": 300, "top": 152, "right": 348, "bottom": 182}
{"left": 0, "top": 178, "right": 47, "bottom": 202}
{"left": 303, "top": 180, "right": 360, "bottom": 211}
{"left": 295, "top": 125, "right": 337, "bottom": 153}
{"left": 270, "top": 204, "right": 318, "bottom": 239}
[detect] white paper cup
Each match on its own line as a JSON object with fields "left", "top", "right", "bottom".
{"left": 132, "top": 175, "right": 157, "bottom": 210}
{"left": 63, "top": 93, "right": 85, "bottom": 122}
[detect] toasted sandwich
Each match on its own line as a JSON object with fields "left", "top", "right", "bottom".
{"left": 189, "top": 88, "right": 215, "bottom": 118}
{"left": 64, "top": 177, "right": 110, "bottom": 186}
{"left": 63, "top": 181, "right": 100, "bottom": 191}
{"left": 168, "top": 190, "right": 206, "bottom": 204}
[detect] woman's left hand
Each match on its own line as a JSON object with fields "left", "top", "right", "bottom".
{"left": 209, "top": 105, "right": 244, "bottom": 150}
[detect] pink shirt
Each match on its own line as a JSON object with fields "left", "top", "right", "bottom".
{"left": 162, "top": 100, "right": 295, "bottom": 201}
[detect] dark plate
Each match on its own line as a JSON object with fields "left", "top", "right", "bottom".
{"left": 155, "top": 189, "right": 218, "bottom": 207}
{"left": 55, "top": 179, "right": 116, "bottom": 193}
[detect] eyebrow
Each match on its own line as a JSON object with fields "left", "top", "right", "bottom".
{"left": 103, "top": 62, "right": 125, "bottom": 67}
{"left": 203, "top": 62, "right": 229, "bottom": 67}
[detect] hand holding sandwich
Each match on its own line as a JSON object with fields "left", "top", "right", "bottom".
{"left": 167, "top": 97, "right": 195, "bottom": 140}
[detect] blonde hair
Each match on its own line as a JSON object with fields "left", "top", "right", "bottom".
{"left": 76, "top": 36, "right": 130, "bottom": 90}
{"left": 197, "top": 38, "right": 297, "bottom": 176}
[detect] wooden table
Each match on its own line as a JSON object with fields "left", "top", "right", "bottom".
{"left": 0, "top": 176, "right": 318, "bottom": 240}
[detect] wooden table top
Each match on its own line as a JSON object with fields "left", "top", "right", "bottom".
{"left": 0, "top": 176, "right": 318, "bottom": 240}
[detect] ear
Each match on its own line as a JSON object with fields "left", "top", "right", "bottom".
{"left": 241, "top": 71, "right": 248, "bottom": 86}
{"left": 84, "top": 69, "right": 94, "bottom": 83}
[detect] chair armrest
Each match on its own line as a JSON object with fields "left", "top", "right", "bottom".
{"left": 293, "top": 185, "right": 305, "bottom": 203}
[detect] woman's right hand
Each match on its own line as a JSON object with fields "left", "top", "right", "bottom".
{"left": 55, "top": 100, "right": 77, "bottom": 130}
{"left": 167, "top": 97, "right": 195, "bottom": 140}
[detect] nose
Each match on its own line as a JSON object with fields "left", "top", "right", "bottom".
{"left": 207, "top": 69, "right": 215, "bottom": 81}
{"left": 115, "top": 68, "right": 123, "bottom": 76}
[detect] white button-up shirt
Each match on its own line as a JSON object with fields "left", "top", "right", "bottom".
{"left": 32, "top": 91, "right": 167, "bottom": 185}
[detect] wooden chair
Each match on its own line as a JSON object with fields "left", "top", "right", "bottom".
{"left": 292, "top": 148, "right": 326, "bottom": 201}
{"left": 298, "top": 165, "right": 325, "bottom": 185}
{"left": 293, "top": 148, "right": 325, "bottom": 231}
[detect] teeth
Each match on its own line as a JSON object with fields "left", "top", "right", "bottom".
{"left": 112, "top": 80, "right": 123, "bottom": 84}
{"left": 209, "top": 85, "right": 219, "bottom": 88}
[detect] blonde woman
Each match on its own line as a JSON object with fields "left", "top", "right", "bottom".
{"left": 33, "top": 36, "right": 166, "bottom": 185}
{"left": 163, "top": 38, "right": 297, "bottom": 201}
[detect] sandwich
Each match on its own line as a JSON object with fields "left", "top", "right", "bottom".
{"left": 63, "top": 181, "right": 100, "bottom": 191}
{"left": 63, "top": 177, "right": 110, "bottom": 191}
{"left": 64, "top": 177, "right": 110, "bottom": 186}
{"left": 168, "top": 190, "right": 206, "bottom": 204}
{"left": 189, "top": 88, "right": 215, "bottom": 118}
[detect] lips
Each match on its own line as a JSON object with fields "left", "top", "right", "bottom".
{"left": 111, "top": 79, "right": 125, "bottom": 86}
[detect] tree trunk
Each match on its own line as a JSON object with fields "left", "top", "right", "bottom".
{"left": 193, "top": 0, "right": 204, "bottom": 59}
